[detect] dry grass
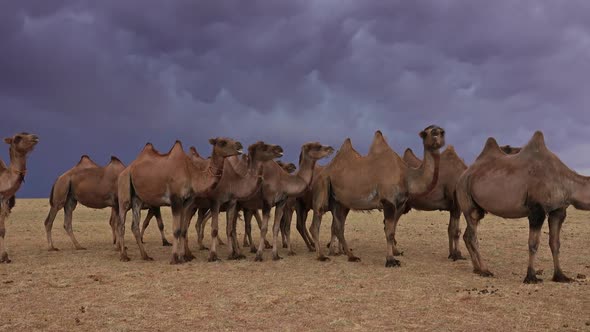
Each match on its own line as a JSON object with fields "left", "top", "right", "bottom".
{"left": 1, "top": 199, "right": 589, "bottom": 331}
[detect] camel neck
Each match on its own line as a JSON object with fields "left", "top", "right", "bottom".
{"left": 296, "top": 154, "right": 315, "bottom": 186}
{"left": 407, "top": 148, "right": 440, "bottom": 198}
{"left": 9, "top": 147, "right": 27, "bottom": 178}
{"left": 209, "top": 152, "right": 225, "bottom": 176}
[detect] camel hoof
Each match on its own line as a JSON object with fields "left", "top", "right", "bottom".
{"left": 142, "top": 256, "right": 154, "bottom": 261}
{"left": 199, "top": 246, "right": 209, "bottom": 251}
{"left": 120, "top": 255, "right": 131, "bottom": 262}
{"left": 170, "top": 254, "right": 183, "bottom": 265}
{"left": 282, "top": 244, "right": 288, "bottom": 249}
{"left": 552, "top": 273, "right": 573, "bottom": 283}
{"left": 449, "top": 252, "right": 466, "bottom": 261}
{"left": 243, "top": 241, "right": 250, "bottom": 247}
{"left": 250, "top": 247, "right": 257, "bottom": 254}
{"left": 477, "top": 270, "right": 494, "bottom": 278}
{"left": 0, "top": 253, "right": 11, "bottom": 264}
{"left": 307, "top": 247, "right": 315, "bottom": 252}
{"left": 317, "top": 256, "right": 330, "bottom": 262}
{"left": 48, "top": 247, "right": 59, "bottom": 252}
{"left": 385, "top": 258, "right": 401, "bottom": 268}
{"left": 272, "top": 254, "right": 283, "bottom": 261}
{"left": 207, "top": 254, "right": 220, "bottom": 262}
{"left": 393, "top": 251, "right": 404, "bottom": 257}
{"left": 218, "top": 241, "right": 226, "bottom": 246}
{"left": 264, "top": 242, "right": 272, "bottom": 250}
{"left": 162, "top": 240, "right": 172, "bottom": 247}
{"left": 184, "top": 254, "right": 195, "bottom": 262}
{"left": 228, "top": 253, "right": 246, "bottom": 260}
{"left": 288, "top": 251, "right": 296, "bottom": 256}
{"left": 76, "top": 247, "right": 87, "bottom": 251}
{"left": 523, "top": 275, "right": 543, "bottom": 284}
{"left": 254, "top": 254, "right": 263, "bottom": 262}
{"left": 348, "top": 256, "right": 361, "bottom": 262}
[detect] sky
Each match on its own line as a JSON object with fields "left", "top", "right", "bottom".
{"left": 2, "top": 1, "right": 590, "bottom": 198}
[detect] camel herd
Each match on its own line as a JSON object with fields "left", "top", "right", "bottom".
{"left": 0, "top": 127, "right": 587, "bottom": 284}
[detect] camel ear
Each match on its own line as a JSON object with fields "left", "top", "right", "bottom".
{"left": 4, "top": 137, "right": 12, "bottom": 145}
{"left": 208, "top": 138, "right": 217, "bottom": 145}
{"left": 419, "top": 131, "right": 427, "bottom": 139}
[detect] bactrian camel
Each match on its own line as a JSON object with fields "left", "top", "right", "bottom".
{"left": 0, "top": 132, "right": 39, "bottom": 263}
{"left": 456, "top": 131, "right": 589, "bottom": 283}
{"left": 310, "top": 126, "right": 445, "bottom": 267}
{"left": 117, "top": 138, "right": 243, "bottom": 263}
{"left": 44, "top": 155, "right": 171, "bottom": 252}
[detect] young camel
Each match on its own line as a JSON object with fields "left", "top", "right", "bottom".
{"left": 44, "top": 155, "right": 171, "bottom": 251}
{"left": 117, "top": 138, "right": 243, "bottom": 263}
{"left": 401, "top": 144, "right": 521, "bottom": 260}
{"left": 189, "top": 141, "right": 284, "bottom": 261}
{"left": 310, "top": 126, "right": 445, "bottom": 267}
{"left": 0, "top": 132, "right": 39, "bottom": 263}
{"left": 456, "top": 131, "right": 588, "bottom": 283}
{"left": 238, "top": 142, "right": 334, "bottom": 261}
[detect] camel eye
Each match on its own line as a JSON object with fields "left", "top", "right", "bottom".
{"left": 14, "top": 136, "right": 22, "bottom": 144}
{"left": 219, "top": 141, "right": 227, "bottom": 147}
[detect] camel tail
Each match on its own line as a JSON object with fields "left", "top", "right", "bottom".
{"left": 48, "top": 182, "right": 56, "bottom": 207}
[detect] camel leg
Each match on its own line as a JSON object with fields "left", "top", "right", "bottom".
{"left": 282, "top": 207, "right": 296, "bottom": 255}
{"left": 328, "top": 212, "right": 344, "bottom": 256}
{"left": 280, "top": 211, "right": 289, "bottom": 249}
{"left": 169, "top": 198, "right": 187, "bottom": 264}
{"left": 383, "top": 203, "right": 403, "bottom": 267}
{"left": 63, "top": 197, "right": 85, "bottom": 250}
{"left": 109, "top": 208, "right": 117, "bottom": 246}
{"left": 523, "top": 205, "right": 545, "bottom": 283}
{"left": 253, "top": 210, "right": 271, "bottom": 249}
{"left": 0, "top": 200, "right": 11, "bottom": 263}
{"left": 310, "top": 210, "right": 329, "bottom": 261}
{"left": 243, "top": 209, "right": 256, "bottom": 253}
{"left": 152, "top": 208, "right": 171, "bottom": 246}
{"left": 117, "top": 202, "right": 130, "bottom": 261}
{"left": 548, "top": 208, "right": 572, "bottom": 283}
{"left": 255, "top": 204, "right": 272, "bottom": 261}
{"left": 447, "top": 207, "right": 465, "bottom": 261}
{"left": 295, "top": 205, "right": 314, "bottom": 251}
{"left": 140, "top": 209, "right": 154, "bottom": 244}
{"left": 196, "top": 208, "right": 209, "bottom": 250}
{"left": 226, "top": 202, "right": 245, "bottom": 260}
{"left": 271, "top": 202, "right": 286, "bottom": 261}
{"left": 180, "top": 203, "right": 195, "bottom": 262}
{"left": 44, "top": 205, "right": 61, "bottom": 251}
{"left": 462, "top": 209, "right": 492, "bottom": 277}
{"left": 130, "top": 198, "right": 152, "bottom": 261}
{"left": 332, "top": 203, "right": 359, "bottom": 262}
{"left": 208, "top": 205, "right": 221, "bottom": 262}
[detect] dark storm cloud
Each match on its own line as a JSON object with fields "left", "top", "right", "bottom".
{"left": 1, "top": 1, "right": 590, "bottom": 197}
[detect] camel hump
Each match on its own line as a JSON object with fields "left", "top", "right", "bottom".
{"left": 77, "top": 155, "right": 98, "bottom": 167}
{"left": 340, "top": 138, "right": 353, "bottom": 151}
{"left": 522, "top": 131, "right": 547, "bottom": 154}
{"left": 442, "top": 145, "right": 467, "bottom": 166}
{"left": 109, "top": 156, "right": 124, "bottom": 165}
{"left": 475, "top": 137, "right": 504, "bottom": 161}
{"left": 170, "top": 140, "right": 184, "bottom": 154}
{"left": 369, "top": 130, "right": 392, "bottom": 155}
{"left": 189, "top": 146, "right": 200, "bottom": 158}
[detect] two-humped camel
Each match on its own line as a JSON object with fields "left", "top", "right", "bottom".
{"left": 188, "top": 141, "right": 284, "bottom": 262}
{"left": 44, "top": 156, "right": 171, "bottom": 252}
{"left": 456, "top": 131, "right": 589, "bottom": 283}
{"left": 401, "top": 144, "right": 520, "bottom": 260}
{"left": 237, "top": 142, "right": 334, "bottom": 261}
{"left": 310, "top": 126, "right": 445, "bottom": 267}
{"left": 0, "top": 132, "right": 39, "bottom": 263}
{"left": 117, "top": 138, "right": 243, "bottom": 263}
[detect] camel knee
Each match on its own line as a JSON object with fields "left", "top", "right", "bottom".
{"left": 158, "top": 222, "right": 164, "bottom": 231}
{"left": 0, "top": 228, "right": 5, "bottom": 238}
{"left": 173, "top": 228, "right": 182, "bottom": 239}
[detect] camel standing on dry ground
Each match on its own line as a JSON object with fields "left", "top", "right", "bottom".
{"left": 117, "top": 138, "right": 243, "bottom": 263}
{"left": 44, "top": 156, "right": 171, "bottom": 252}
{"left": 456, "top": 131, "right": 589, "bottom": 283}
{"left": 188, "top": 141, "right": 283, "bottom": 261}
{"left": 401, "top": 144, "right": 520, "bottom": 260}
{"left": 237, "top": 142, "right": 334, "bottom": 261}
{"left": 310, "top": 126, "right": 445, "bottom": 267}
{"left": 0, "top": 132, "right": 39, "bottom": 263}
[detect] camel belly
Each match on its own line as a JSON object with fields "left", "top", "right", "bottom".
{"left": 471, "top": 175, "right": 529, "bottom": 219}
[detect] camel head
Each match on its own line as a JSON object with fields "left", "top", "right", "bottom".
{"left": 4, "top": 132, "right": 39, "bottom": 155}
{"left": 419, "top": 126, "right": 445, "bottom": 151}
{"left": 208, "top": 137, "right": 243, "bottom": 157}
{"left": 247, "top": 141, "right": 284, "bottom": 162}
{"left": 277, "top": 160, "right": 297, "bottom": 173}
{"left": 301, "top": 142, "right": 335, "bottom": 161}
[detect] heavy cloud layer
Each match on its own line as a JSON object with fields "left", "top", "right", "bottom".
{"left": 1, "top": 1, "right": 589, "bottom": 197}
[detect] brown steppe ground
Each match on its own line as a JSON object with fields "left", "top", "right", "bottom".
{"left": 0, "top": 199, "right": 589, "bottom": 331}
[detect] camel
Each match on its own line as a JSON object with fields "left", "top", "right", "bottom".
{"left": 188, "top": 141, "right": 283, "bottom": 262}
{"left": 117, "top": 138, "right": 243, "bottom": 263}
{"left": 401, "top": 144, "right": 520, "bottom": 260}
{"left": 456, "top": 131, "right": 589, "bottom": 283}
{"left": 310, "top": 126, "right": 445, "bottom": 267}
{"left": 44, "top": 155, "right": 170, "bottom": 252}
{"left": 0, "top": 132, "right": 39, "bottom": 263}
{"left": 237, "top": 142, "right": 334, "bottom": 261}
